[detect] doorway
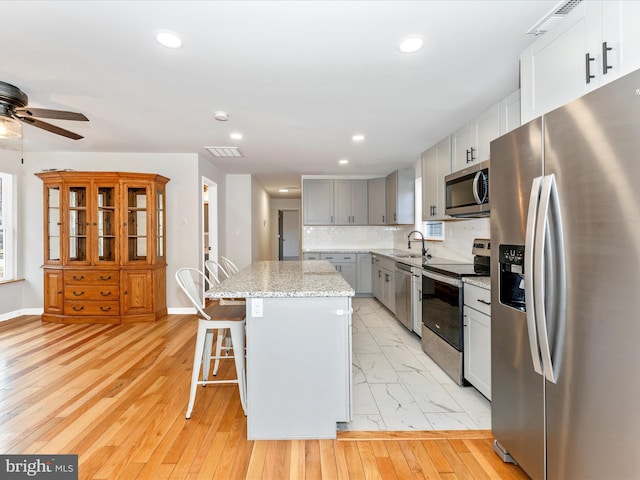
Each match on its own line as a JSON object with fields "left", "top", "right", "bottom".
{"left": 202, "top": 177, "right": 218, "bottom": 268}
{"left": 278, "top": 210, "right": 299, "bottom": 260}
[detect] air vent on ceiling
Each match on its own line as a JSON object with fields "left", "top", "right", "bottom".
{"left": 205, "top": 146, "right": 244, "bottom": 158}
{"left": 527, "top": 0, "right": 582, "bottom": 35}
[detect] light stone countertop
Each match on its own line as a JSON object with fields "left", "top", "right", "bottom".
{"left": 463, "top": 276, "right": 491, "bottom": 290}
{"left": 205, "top": 260, "right": 355, "bottom": 298}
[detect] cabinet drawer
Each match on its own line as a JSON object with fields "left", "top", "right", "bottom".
{"left": 64, "top": 285, "right": 119, "bottom": 301}
{"left": 64, "top": 270, "right": 119, "bottom": 284}
{"left": 65, "top": 300, "right": 120, "bottom": 315}
{"left": 303, "top": 253, "right": 321, "bottom": 260}
{"left": 320, "top": 253, "right": 356, "bottom": 263}
{"left": 464, "top": 283, "right": 491, "bottom": 316}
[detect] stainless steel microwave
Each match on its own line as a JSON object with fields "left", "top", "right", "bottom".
{"left": 444, "top": 160, "right": 489, "bottom": 217}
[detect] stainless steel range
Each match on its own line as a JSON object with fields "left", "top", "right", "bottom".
{"left": 420, "top": 239, "right": 490, "bottom": 385}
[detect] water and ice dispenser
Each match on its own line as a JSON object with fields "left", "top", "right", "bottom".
{"left": 499, "top": 245, "right": 526, "bottom": 311}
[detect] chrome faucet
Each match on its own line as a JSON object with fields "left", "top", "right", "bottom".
{"left": 407, "top": 230, "right": 428, "bottom": 257}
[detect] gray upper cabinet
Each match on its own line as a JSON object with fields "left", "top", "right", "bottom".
{"left": 334, "top": 179, "right": 368, "bottom": 225}
{"left": 367, "top": 177, "right": 386, "bottom": 225}
{"left": 422, "top": 135, "right": 451, "bottom": 220}
{"left": 386, "top": 168, "right": 415, "bottom": 225}
{"left": 303, "top": 179, "right": 334, "bottom": 225}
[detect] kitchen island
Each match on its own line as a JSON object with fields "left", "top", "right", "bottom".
{"left": 205, "top": 260, "right": 354, "bottom": 440}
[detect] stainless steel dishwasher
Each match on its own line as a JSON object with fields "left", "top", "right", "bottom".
{"left": 394, "top": 262, "right": 412, "bottom": 331}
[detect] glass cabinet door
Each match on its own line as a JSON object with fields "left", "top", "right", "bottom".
{"left": 45, "top": 185, "right": 62, "bottom": 263}
{"left": 126, "top": 186, "right": 148, "bottom": 262}
{"left": 67, "top": 185, "right": 88, "bottom": 263}
{"left": 156, "top": 187, "right": 165, "bottom": 260}
{"left": 96, "top": 185, "right": 117, "bottom": 263}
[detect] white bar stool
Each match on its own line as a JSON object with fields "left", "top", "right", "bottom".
{"left": 175, "top": 268, "right": 247, "bottom": 418}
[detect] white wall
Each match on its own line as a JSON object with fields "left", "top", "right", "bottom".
{"left": 251, "top": 177, "right": 271, "bottom": 263}
{"left": 225, "top": 174, "right": 252, "bottom": 269}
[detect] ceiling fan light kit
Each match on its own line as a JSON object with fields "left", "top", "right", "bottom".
{"left": 0, "top": 115, "right": 21, "bottom": 139}
{"left": 0, "top": 80, "right": 89, "bottom": 140}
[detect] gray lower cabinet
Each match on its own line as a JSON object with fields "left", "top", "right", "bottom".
{"left": 371, "top": 254, "right": 395, "bottom": 313}
{"left": 320, "top": 253, "right": 357, "bottom": 290}
{"left": 356, "top": 253, "right": 372, "bottom": 294}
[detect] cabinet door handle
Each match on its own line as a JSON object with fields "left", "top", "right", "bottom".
{"left": 585, "top": 53, "right": 595, "bottom": 84}
{"left": 99, "top": 275, "right": 112, "bottom": 281}
{"left": 466, "top": 149, "right": 470, "bottom": 163}
{"left": 602, "top": 41, "right": 612, "bottom": 75}
{"left": 477, "top": 299, "right": 491, "bottom": 306}
{"left": 100, "top": 291, "right": 112, "bottom": 296}
{"left": 72, "top": 291, "right": 84, "bottom": 296}
{"left": 382, "top": 215, "right": 385, "bottom": 223}
{"left": 72, "top": 306, "right": 85, "bottom": 312}
{"left": 72, "top": 275, "right": 85, "bottom": 281}
{"left": 470, "top": 147, "right": 476, "bottom": 162}
{"left": 100, "top": 306, "right": 112, "bottom": 312}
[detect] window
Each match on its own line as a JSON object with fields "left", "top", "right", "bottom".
{"left": 0, "top": 172, "right": 14, "bottom": 281}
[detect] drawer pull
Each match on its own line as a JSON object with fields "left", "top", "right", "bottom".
{"left": 477, "top": 299, "right": 491, "bottom": 306}
{"left": 72, "top": 291, "right": 85, "bottom": 296}
{"left": 100, "top": 306, "right": 112, "bottom": 312}
{"left": 100, "top": 291, "right": 112, "bottom": 297}
{"left": 72, "top": 306, "right": 85, "bottom": 312}
{"left": 99, "top": 275, "right": 112, "bottom": 281}
{"left": 72, "top": 275, "right": 85, "bottom": 281}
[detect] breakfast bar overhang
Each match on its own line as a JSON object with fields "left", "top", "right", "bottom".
{"left": 205, "top": 260, "right": 354, "bottom": 440}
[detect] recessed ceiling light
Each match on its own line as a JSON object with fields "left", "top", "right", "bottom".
{"left": 213, "top": 111, "right": 229, "bottom": 121}
{"left": 155, "top": 31, "right": 183, "bottom": 49}
{"left": 339, "top": 159, "right": 349, "bottom": 165}
{"left": 278, "top": 188, "right": 289, "bottom": 193}
{"left": 230, "top": 132, "right": 243, "bottom": 140}
{"left": 398, "top": 35, "right": 424, "bottom": 53}
{"left": 352, "top": 134, "right": 365, "bottom": 142}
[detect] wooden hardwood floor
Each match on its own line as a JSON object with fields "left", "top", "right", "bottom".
{"left": 0, "top": 313, "right": 528, "bottom": 479}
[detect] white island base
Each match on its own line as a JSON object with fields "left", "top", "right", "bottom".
{"left": 245, "top": 296, "right": 352, "bottom": 440}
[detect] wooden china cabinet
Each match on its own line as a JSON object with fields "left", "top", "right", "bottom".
{"left": 36, "top": 171, "right": 169, "bottom": 324}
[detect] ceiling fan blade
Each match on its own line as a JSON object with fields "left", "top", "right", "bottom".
{"left": 18, "top": 117, "right": 84, "bottom": 140}
{"left": 15, "top": 107, "right": 88, "bottom": 122}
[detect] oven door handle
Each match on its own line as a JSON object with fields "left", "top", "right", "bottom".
{"left": 422, "top": 270, "right": 461, "bottom": 287}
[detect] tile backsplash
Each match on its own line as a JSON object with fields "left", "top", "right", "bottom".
{"left": 303, "top": 218, "right": 489, "bottom": 262}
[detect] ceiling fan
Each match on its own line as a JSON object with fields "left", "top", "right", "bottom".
{"left": 0, "top": 80, "right": 88, "bottom": 140}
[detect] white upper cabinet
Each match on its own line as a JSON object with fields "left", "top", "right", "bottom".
{"left": 521, "top": 0, "right": 640, "bottom": 123}
{"left": 422, "top": 135, "right": 451, "bottom": 221}
{"left": 499, "top": 89, "right": 521, "bottom": 135}
{"left": 452, "top": 103, "right": 500, "bottom": 173}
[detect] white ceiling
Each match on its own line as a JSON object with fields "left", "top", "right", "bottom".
{"left": 1, "top": 0, "right": 560, "bottom": 198}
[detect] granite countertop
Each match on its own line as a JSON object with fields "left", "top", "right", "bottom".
{"left": 463, "top": 276, "right": 491, "bottom": 290}
{"left": 205, "top": 260, "right": 355, "bottom": 298}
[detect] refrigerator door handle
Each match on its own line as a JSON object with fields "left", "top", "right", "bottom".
{"left": 535, "top": 174, "right": 567, "bottom": 384}
{"left": 525, "top": 175, "right": 544, "bottom": 376}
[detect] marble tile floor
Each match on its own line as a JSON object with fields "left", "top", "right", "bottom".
{"left": 338, "top": 297, "right": 491, "bottom": 432}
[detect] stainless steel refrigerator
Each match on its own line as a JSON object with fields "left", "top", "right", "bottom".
{"left": 490, "top": 67, "right": 640, "bottom": 480}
